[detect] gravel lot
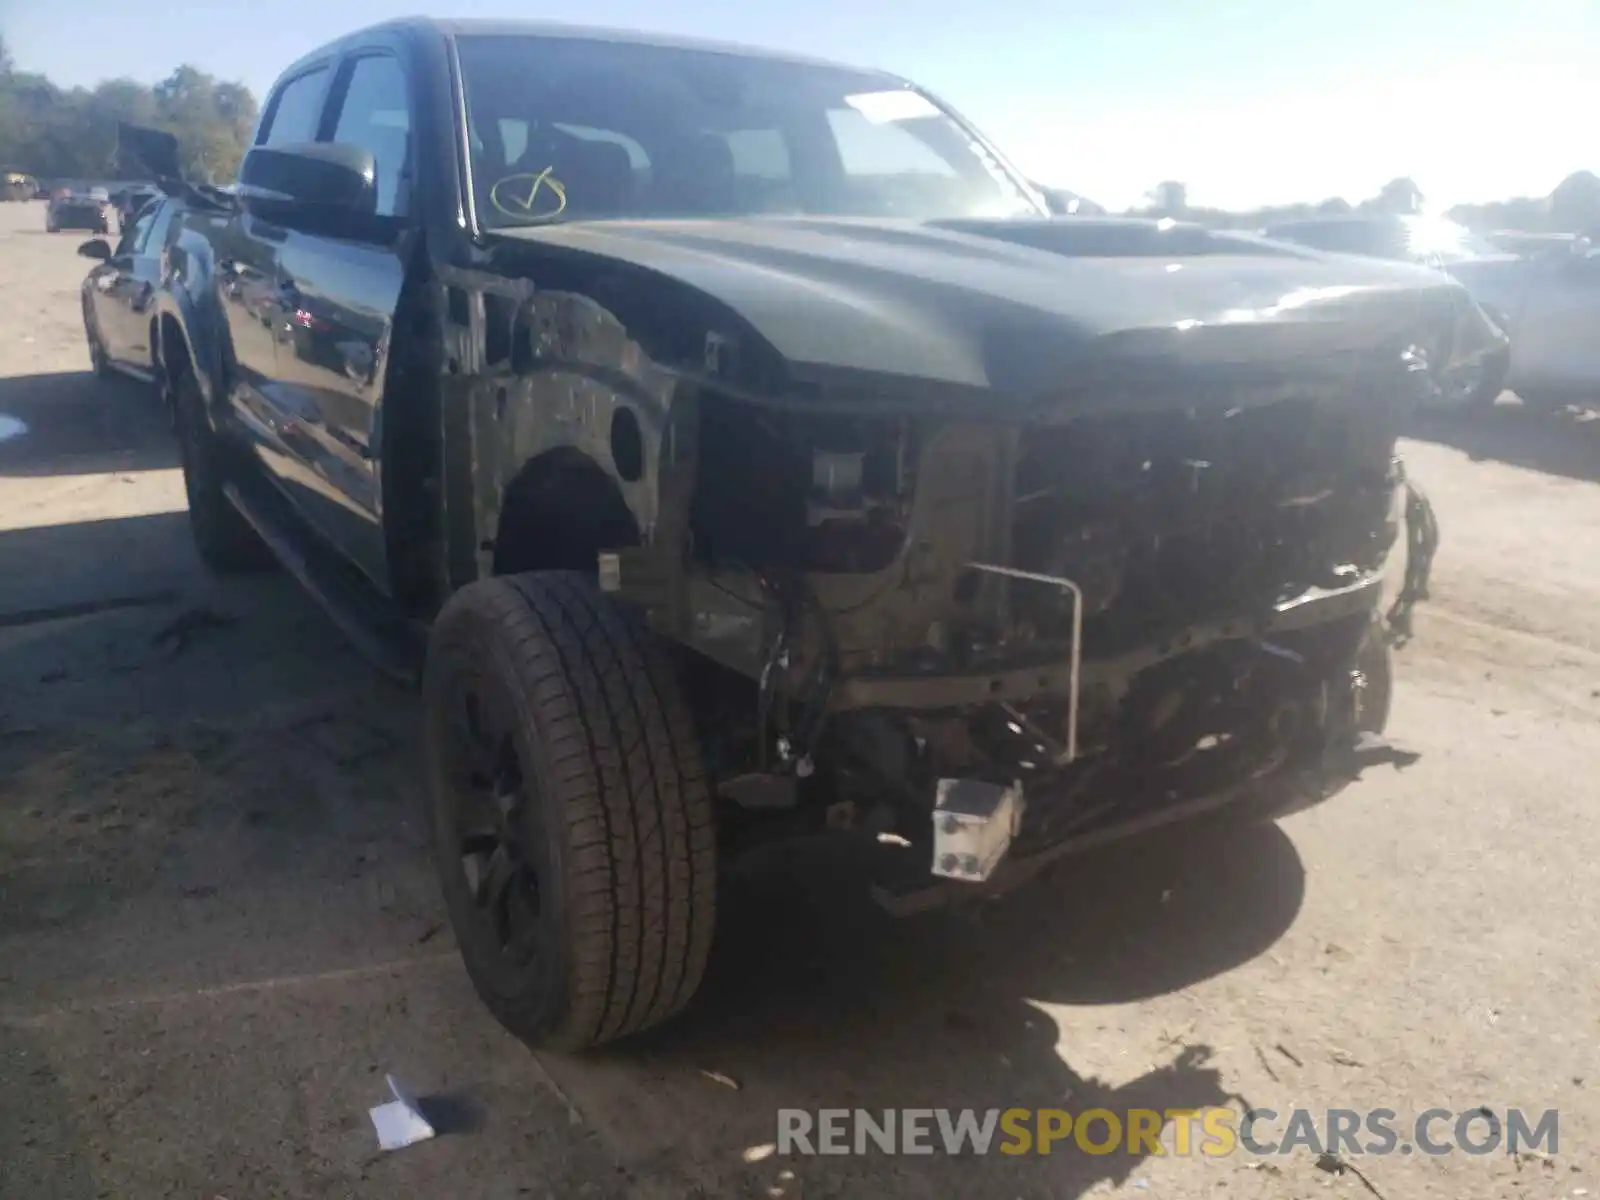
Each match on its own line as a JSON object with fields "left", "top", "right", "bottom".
{"left": 1, "top": 199, "right": 1596, "bottom": 1200}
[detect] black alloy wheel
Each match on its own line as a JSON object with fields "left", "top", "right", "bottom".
{"left": 423, "top": 571, "right": 717, "bottom": 1052}
{"left": 444, "top": 675, "right": 545, "bottom": 967}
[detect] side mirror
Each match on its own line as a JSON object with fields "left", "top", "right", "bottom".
{"left": 77, "top": 238, "right": 112, "bottom": 261}
{"left": 238, "top": 142, "right": 377, "bottom": 218}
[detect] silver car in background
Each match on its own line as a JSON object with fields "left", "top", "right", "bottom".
{"left": 1262, "top": 214, "right": 1597, "bottom": 412}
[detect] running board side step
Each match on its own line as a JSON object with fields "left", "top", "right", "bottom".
{"left": 222, "top": 479, "right": 423, "bottom": 685}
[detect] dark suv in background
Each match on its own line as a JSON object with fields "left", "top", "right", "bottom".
{"left": 45, "top": 190, "right": 111, "bottom": 234}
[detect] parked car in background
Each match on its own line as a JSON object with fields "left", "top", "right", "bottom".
{"left": 1459, "top": 236, "right": 1600, "bottom": 411}
{"left": 76, "top": 194, "right": 180, "bottom": 382}
{"left": 46, "top": 191, "right": 111, "bottom": 234}
{"left": 1259, "top": 213, "right": 1600, "bottom": 412}
{"left": 3, "top": 172, "right": 38, "bottom": 202}
{"left": 1482, "top": 230, "right": 1578, "bottom": 259}
{"left": 1260, "top": 213, "right": 1495, "bottom": 266}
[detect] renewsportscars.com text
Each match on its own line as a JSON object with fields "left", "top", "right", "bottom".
{"left": 776, "top": 1106, "right": 1559, "bottom": 1157}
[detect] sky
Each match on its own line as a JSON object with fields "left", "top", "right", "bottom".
{"left": 3, "top": 0, "right": 1596, "bottom": 211}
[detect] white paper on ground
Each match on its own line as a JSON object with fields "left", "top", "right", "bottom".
{"left": 369, "top": 1074, "right": 436, "bottom": 1151}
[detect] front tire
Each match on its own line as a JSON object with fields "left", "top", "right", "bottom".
{"left": 173, "top": 368, "right": 271, "bottom": 573}
{"left": 423, "top": 571, "right": 717, "bottom": 1052}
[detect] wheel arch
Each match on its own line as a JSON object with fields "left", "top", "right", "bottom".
{"left": 491, "top": 447, "right": 641, "bottom": 577}
{"left": 154, "top": 294, "right": 228, "bottom": 426}
{"left": 155, "top": 311, "right": 195, "bottom": 423}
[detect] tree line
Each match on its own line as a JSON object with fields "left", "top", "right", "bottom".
{"left": 0, "top": 35, "right": 257, "bottom": 185}
{"left": 1131, "top": 171, "right": 1600, "bottom": 235}
{"left": 5, "top": 29, "right": 1594, "bottom": 231}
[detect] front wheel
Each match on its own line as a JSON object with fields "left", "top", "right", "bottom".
{"left": 423, "top": 571, "right": 717, "bottom": 1051}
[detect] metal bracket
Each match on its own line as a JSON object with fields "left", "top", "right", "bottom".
{"left": 965, "top": 561, "right": 1084, "bottom": 763}
{"left": 1385, "top": 475, "right": 1440, "bottom": 648}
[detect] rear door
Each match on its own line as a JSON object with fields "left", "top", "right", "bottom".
{"left": 270, "top": 45, "right": 416, "bottom": 589}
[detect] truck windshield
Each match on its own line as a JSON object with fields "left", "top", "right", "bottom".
{"left": 456, "top": 35, "right": 1043, "bottom": 227}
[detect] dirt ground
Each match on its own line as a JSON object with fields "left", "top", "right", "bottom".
{"left": 0, "top": 198, "right": 1596, "bottom": 1200}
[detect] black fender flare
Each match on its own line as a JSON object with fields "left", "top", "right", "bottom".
{"left": 153, "top": 268, "right": 231, "bottom": 429}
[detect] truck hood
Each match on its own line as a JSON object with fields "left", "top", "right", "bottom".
{"left": 495, "top": 216, "right": 1470, "bottom": 409}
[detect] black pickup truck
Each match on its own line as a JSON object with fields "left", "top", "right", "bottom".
{"left": 139, "top": 17, "right": 1475, "bottom": 1051}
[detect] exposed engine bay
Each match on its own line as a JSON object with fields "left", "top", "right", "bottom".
{"left": 604, "top": 372, "right": 1436, "bottom": 899}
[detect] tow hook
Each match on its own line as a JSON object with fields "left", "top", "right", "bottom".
{"left": 931, "top": 778, "right": 1025, "bottom": 882}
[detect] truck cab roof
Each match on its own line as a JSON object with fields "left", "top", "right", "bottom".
{"left": 277, "top": 15, "right": 898, "bottom": 83}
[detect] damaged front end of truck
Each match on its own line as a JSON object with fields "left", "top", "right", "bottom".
{"left": 632, "top": 376, "right": 1440, "bottom": 912}
{"left": 438, "top": 224, "right": 1465, "bottom": 913}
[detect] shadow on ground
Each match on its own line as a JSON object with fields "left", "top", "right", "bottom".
{"left": 1, "top": 500, "right": 1307, "bottom": 1199}
{"left": 0, "top": 508, "right": 430, "bottom": 965}
{"left": 0, "top": 510, "right": 194, "bottom": 633}
{"left": 556, "top": 822, "right": 1305, "bottom": 1196}
{"left": 0, "top": 370, "right": 176, "bottom": 477}
{"left": 1409, "top": 400, "right": 1600, "bottom": 484}
{"left": 0, "top": 1023, "right": 96, "bottom": 1200}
